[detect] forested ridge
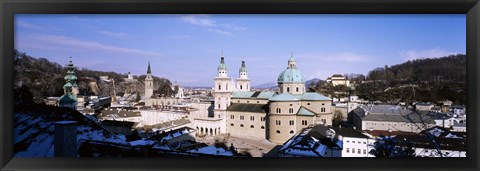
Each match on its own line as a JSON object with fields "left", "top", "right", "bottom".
{"left": 14, "top": 50, "right": 174, "bottom": 102}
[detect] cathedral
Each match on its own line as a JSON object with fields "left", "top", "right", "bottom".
{"left": 210, "top": 52, "right": 334, "bottom": 144}
{"left": 144, "top": 62, "right": 180, "bottom": 106}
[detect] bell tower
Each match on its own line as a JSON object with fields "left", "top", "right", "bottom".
{"left": 145, "top": 62, "right": 154, "bottom": 98}
{"left": 236, "top": 60, "right": 250, "bottom": 91}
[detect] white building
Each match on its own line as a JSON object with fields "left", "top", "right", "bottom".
{"left": 334, "top": 126, "right": 375, "bottom": 157}
{"left": 326, "top": 74, "right": 350, "bottom": 87}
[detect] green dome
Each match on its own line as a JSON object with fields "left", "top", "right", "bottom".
{"left": 64, "top": 74, "right": 77, "bottom": 81}
{"left": 218, "top": 57, "right": 227, "bottom": 71}
{"left": 277, "top": 68, "right": 305, "bottom": 83}
{"left": 59, "top": 93, "right": 77, "bottom": 105}
{"left": 239, "top": 61, "right": 247, "bottom": 73}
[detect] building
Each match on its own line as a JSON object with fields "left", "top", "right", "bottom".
{"left": 144, "top": 62, "right": 180, "bottom": 106}
{"left": 348, "top": 105, "right": 436, "bottom": 133}
{"left": 101, "top": 120, "right": 139, "bottom": 136}
{"left": 278, "top": 125, "right": 342, "bottom": 157}
{"left": 415, "top": 102, "right": 434, "bottom": 111}
{"left": 333, "top": 126, "right": 375, "bottom": 157}
{"left": 206, "top": 53, "right": 334, "bottom": 144}
{"left": 59, "top": 57, "right": 78, "bottom": 110}
{"left": 326, "top": 74, "right": 350, "bottom": 87}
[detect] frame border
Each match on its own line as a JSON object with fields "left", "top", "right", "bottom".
{"left": 1, "top": 0, "right": 479, "bottom": 171}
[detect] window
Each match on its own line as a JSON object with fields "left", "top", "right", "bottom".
{"left": 230, "top": 115, "right": 234, "bottom": 119}
{"left": 218, "top": 84, "right": 221, "bottom": 90}
{"left": 363, "top": 142, "right": 366, "bottom": 144}
{"left": 276, "top": 120, "right": 281, "bottom": 125}
{"left": 321, "top": 107, "right": 326, "bottom": 112}
{"left": 261, "top": 117, "right": 265, "bottom": 121}
{"left": 238, "top": 100, "right": 240, "bottom": 103}
{"left": 250, "top": 125, "right": 254, "bottom": 128}
{"left": 302, "top": 120, "right": 307, "bottom": 125}
{"left": 289, "top": 120, "right": 294, "bottom": 125}
{"left": 346, "top": 148, "right": 349, "bottom": 153}
{"left": 226, "top": 84, "right": 228, "bottom": 90}
{"left": 296, "top": 87, "right": 299, "bottom": 92}
{"left": 352, "top": 141, "right": 355, "bottom": 143}
{"left": 240, "top": 116, "right": 244, "bottom": 120}
{"left": 307, "top": 103, "right": 310, "bottom": 105}
{"left": 247, "top": 101, "right": 249, "bottom": 103}
{"left": 240, "top": 85, "right": 243, "bottom": 89}
{"left": 358, "top": 141, "right": 361, "bottom": 144}
{"left": 322, "top": 103, "right": 325, "bottom": 106}
{"left": 322, "top": 119, "right": 326, "bottom": 124}
{"left": 290, "top": 130, "right": 294, "bottom": 134}
{"left": 218, "top": 104, "right": 221, "bottom": 108}
{"left": 257, "top": 101, "right": 259, "bottom": 103}
{"left": 290, "top": 104, "right": 293, "bottom": 106}
{"left": 289, "top": 108, "right": 294, "bottom": 113}
{"left": 250, "top": 116, "right": 254, "bottom": 121}
{"left": 352, "top": 148, "right": 355, "bottom": 153}
{"left": 240, "top": 124, "right": 244, "bottom": 127}
{"left": 276, "top": 108, "right": 281, "bottom": 113}
{"left": 276, "top": 130, "right": 281, "bottom": 134}
{"left": 358, "top": 149, "right": 361, "bottom": 154}
{"left": 363, "top": 149, "right": 366, "bottom": 154}
{"left": 346, "top": 140, "right": 350, "bottom": 143}
{"left": 287, "top": 87, "right": 290, "bottom": 92}
{"left": 261, "top": 126, "right": 265, "bottom": 129}
{"left": 231, "top": 123, "right": 234, "bottom": 126}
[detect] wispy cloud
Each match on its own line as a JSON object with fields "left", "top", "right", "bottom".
{"left": 208, "top": 28, "right": 232, "bottom": 36}
{"left": 220, "top": 24, "right": 248, "bottom": 31}
{"left": 97, "top": 30, "right": 128, "bottom": 38}
{"left": 27, "top": 34, "right": 162, "bottom": 57}
{"left": 16, "top": 21, "right": 61, "bottom": 31}
{"left": 181, "top": 14, "right": 216, "bottom": 27}
{"left": 71, "top": 16, "right": 101, "bottom": 23}
{"left": 180, "top": 14, "right": 247, "bottom": 36}
{"left": 400, "top": 48, "right": 459, "bottom": 61}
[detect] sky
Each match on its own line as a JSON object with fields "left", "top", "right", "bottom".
{"left": 15, "top": 14, "right": 466, "bottom": 87}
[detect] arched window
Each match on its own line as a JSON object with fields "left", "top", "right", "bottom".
{"left": 296, "top": 87, "right": 299, "bottom": 92}
{"left": 240, "top": 85, "right": 243, "bottom": 90}
{"left": 218, "top": 104, "right": 221, "bottom": 109}
{"left": 218, "top": 84, "right": 221, "bottom": 90}
{"left": 240, "top": 124, "right": 244, "bottom": 127}
{"left": 226, "top": 84, "right": 228, "bottom": 90}
{"left": 287, "top": 87, "right": 290, "bottom": 92}
{"left": 290, "top": 130, "right": 294, "bottom": 134}
{"left": 276, "top": 108, "right": 281, "bottom": 113}
{"left": 276, "top": 130, "right": 281, "bottom": 134}
{"left": 289, "top": 108, "right": 294, "bottom": 113}
{"left": 250, "top": 125, "right": 254, "bottom": 128}
{"left": 231, "top": 123, "right": 234, "bottom": 126}
{"left": 261, "top": 126, "right": 265, "bottom": 129}
{"left": 321, "top": 107, "right": 326, "bottom": 112}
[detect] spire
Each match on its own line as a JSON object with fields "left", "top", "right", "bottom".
{"left": 218, "top": 52, "right": 227, "bottom": 71}
{"left": 288, "top": 52, "right": 297, "bottom": 69}
{"left": 147, "top": 61, "right": 151, "bottom": 74}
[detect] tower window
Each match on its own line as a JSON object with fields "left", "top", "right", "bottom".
{"left": 276, "top": 130, "right": 281, "bottom": 134}
{"left": 287, "top": 87, "right": 290, "bottom": 92}
{"left": 218, "top": 85, "right": 221, "bottom": 90}
{"left": 296, "top": 87, "right": 299, "bottom": 92}
{"left": 240, "top": 85, "right": 243, "bottom": 89}
{"left": 218, "top": 104, "right": 221, "bottom": 109}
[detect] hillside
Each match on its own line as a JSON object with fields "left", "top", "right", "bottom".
{"left": 14, "top": 50, "right": 173, "bottom": 102}
{"left": 355, "top": 54, "right": 466, "bottom": 105}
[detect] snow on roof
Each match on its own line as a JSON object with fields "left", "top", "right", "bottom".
{"left": 187, "top": 146, "right": 234, "bottom": 156}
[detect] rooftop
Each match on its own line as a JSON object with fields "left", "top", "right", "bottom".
{"left": 226, "top": 103, "right": 268, "bottom": 113}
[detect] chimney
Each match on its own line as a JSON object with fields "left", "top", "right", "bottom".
{"left": 54, "top": 121, "right": 78, "bottom": 157}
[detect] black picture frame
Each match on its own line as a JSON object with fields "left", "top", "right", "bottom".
{"left": 1, "top": 0, "right": 479, "bottom": 171}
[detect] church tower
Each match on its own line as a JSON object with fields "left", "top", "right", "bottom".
{"left": 145, "top": 62, "right": 154, "bottom": 99}
{"left": 59, "top": 57, "right": 78, "bottom": 110}
{"left": 213, "top": 52, "right": 233, "bottom": 110}
{"left": 236, "top": 60, "right": 250, "bottom": 91}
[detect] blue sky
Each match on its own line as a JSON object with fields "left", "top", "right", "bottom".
{"left": 15, "top": 14, "right": 466, "bottom": 87}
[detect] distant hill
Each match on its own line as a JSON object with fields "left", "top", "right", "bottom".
{"left": 14, "top": 49, "right": 172, "bottom": 101}
{"left": 356, "top": 54, "right": 466, "bottom": 105}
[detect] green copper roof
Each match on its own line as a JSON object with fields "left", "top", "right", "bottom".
{"left": 147, "top": 61, "right": 151, "bottom": 74}
{"left": 59, "top": 93, "right": 77, "bottom": 105}
{"left": 297, "top": 106, "right": 315, "bottom": 116}
{"left": 269, "top": 93, "right": 299, "bottom": 101}
{"left": 239, "top": 61, "right": 247, "bottom": 73}
{"left": 297, "top": 92, "right": 331, "bottom": 101}
{"left": 232, "top": 91, "right": 255, "bottom": 99}
{"left": 288, "top": 52, "right": 295, "bottom": 62}
{"left": 218, "top": 56, "right": 227, "bottom": 71}
{"left": 277, "top": 68, "right": 305, "bottom": 83}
